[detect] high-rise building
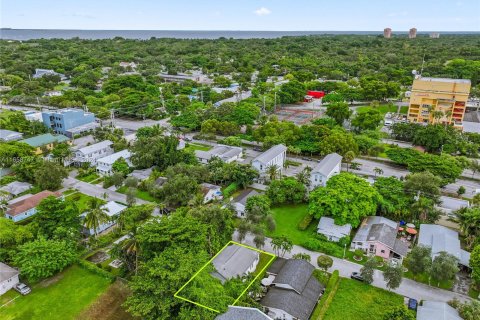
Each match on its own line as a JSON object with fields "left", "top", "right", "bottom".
{"left": 384, "top": 28, "right": 392, "bottom": 38}
{"left": 430, "top": 32, "right": 440, "bottom": 38}
{"left": 407, "top": 77, "right": 471, "bottom": 130}
{"left": 409, "top": 28, "right": 417, "bottom": 39}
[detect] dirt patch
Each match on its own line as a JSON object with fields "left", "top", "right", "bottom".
{"left": 37, "top": 272, "right": 65, "bottom": 288}
{"left": 87, "top": 251, "right": 111, "bottom": 264}
{"left": 76, "top": 280, "right": 135, "bottom": 320}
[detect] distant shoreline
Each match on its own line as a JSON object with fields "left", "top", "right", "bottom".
{"left": 1, "top": 29, "right": 479, "bottom": 40}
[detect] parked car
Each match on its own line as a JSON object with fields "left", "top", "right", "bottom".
{"left": 408, "top": 298, "right": 418, "bottom": 311}
{"left": 384, "top": 119, "right": 393, "bottom": 126}
{"left": 350, "top": 272, "right": 364, "bottom": 282}
{"left": 14, "top": 283, "right": 31, "bottom": 295}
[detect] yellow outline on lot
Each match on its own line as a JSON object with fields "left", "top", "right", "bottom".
{"left": 174, "top": 240, "right": 276, "bottom": 313}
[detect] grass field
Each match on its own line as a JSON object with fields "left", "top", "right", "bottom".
{"left": 356, "top": 105, "right": 408, "bottom": 115}
{"left": 78, "top": 172, "right": 101, "bottom": 183}
{"left": 265, "top": 204, "right": 318, "bottom": 245}
{"left": 116, "top": 186, "right": 158, "bottom": 202}
{"left": 184, "top": 142, "right": 212, "bottom": 152}
{"left": 63, "top": 191, "right": 103, "bottom": 212}
{"left": 0, "top": 265, "right": 111, "bottom": 320}
{"left": 323, "top": 278, "right": 404, "bottom": 320}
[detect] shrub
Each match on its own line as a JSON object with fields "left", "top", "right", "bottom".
{"left": 354, "top": 249, "right": 364, "bottom": 259}
{"left": 317, "top": 255, "right": 333, "bottom": 272}
{"left": 77, "top": 260, "right": 115, "bottom": 282}
{"left": 311, "top": 270, "right": 340, "bottom": 319}
{"left": 223, "top": 182, "right": 239, "bottom": 198}
{"left": 298, "top": 214, "right": 313, "bottom": 231}
{"left": 302, "top": 239, "right": 343, "bottom": 258}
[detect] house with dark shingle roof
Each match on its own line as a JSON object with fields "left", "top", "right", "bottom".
{"left": 351, "top": 216, "right": 409, "bottom": 261}
{"left": 261, "top": 259, "right": 324, "bottom": 320}
{"left": 231, "top": 189, "right": 261, "bottom": 218}
{"left": 5, "top": 190, "right": 61, "bottom": 222}
{"left": 216, "top": 306, "right": 272, "bottom": 320}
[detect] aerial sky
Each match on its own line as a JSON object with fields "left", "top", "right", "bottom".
{"left": 1, "top": 0, "right": 479, "bottom": 31}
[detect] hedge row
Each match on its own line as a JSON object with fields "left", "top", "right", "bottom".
{"left": 302, "top": 239, "right": 343, "bottom": 258}
{"left": 77, "top": 260, "right": 115, "bottom": 283}
{"left": 311, "top": 270, "right": 340, "bottom": 320}
{"left": 223, "top": 182, "right": 239, "bottom": 198}
{"left": 298, "top": 214, "right": 313, "bottom": 231}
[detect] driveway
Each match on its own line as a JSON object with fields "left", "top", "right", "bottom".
{"left": 235, "top": 232, "right": 471, "bottom": 303}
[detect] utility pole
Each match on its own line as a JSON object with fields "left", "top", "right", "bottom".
{"left": 274, "top": 91, "right": 277, "bottom": 113}
{"left": 110, "top": 109, "right": 115, "bottom": 130}
{"left": 159, "top": 87, "right": 165, "bottom": 109}
{"left": 263, "top": 95, "right": 266, "bottom": 114}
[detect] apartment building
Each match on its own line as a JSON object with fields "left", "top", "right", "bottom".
{"left": 407, "top": 76, "right": 471, "bottom": 130}
{"left": 41, "top": 109, "right": 96, "bottom": 137}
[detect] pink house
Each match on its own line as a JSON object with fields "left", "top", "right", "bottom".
{"left": 350, "top": 216, "right": 409, "bottom": 261}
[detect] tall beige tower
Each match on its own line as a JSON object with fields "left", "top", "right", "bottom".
{"left": 409, "top": 28, "right": 417, "bottom": 39}
{"left": 384, "top": 28, "right": 392, "bottom": 38}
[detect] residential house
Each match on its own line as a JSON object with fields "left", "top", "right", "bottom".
{"left": 436, "top": 196, "right": 470, "bottom": 217}
{"left": 261, "top": 259, "right": 324, "bottom": 320}
{"left": 251, "top": 144, "right": 287, "bottom": 177}
{"left": 5, "top": 190, "right": 61, "bottom": 222}
{"left": 216, "top": 306, "right": 272, "bottom": 320}
{"left": 155, "top": 177, "right": 168, "bottom": 187}
{"left": 65, "top": 122, "right": 99, "bottom": 138}
{"left": 351, "top": 216, "right": 409, "bottom": 261}
{"left": 0, "top": 181, "right": 32, "bottom": 200}
{"left": 20, "top": 133, "right": 70, "bottom": 154}
{"left": 195, "top": 145, "right": 243, "bottom": 164}
{"left": 0, "top": 262, "right": 19, "bottom": 296}
{"left": 128, "top": 167, "right": 153, "bottom": 181}
{"left": 32, "top": 68, "right": 66, "bottom": 80}
{"left": 81, "top": 201, "right": 127, "bottom": 235}
{"left": 211, "top": 243, "right": 259, "bottom": 283}
{"left": 73, "top": 140, "right": 113, "bottom": 166}
{"left": 0, "top": 129, "right": 23, "bottom": 142}
{"left": 119, "top": 62, "right": 137, "bottom": 69}
{"left": 418, "top": 224, "right": 470, "bottom": 268}
{"left": 201, "top": 183, "right": 223, "bottom": 203}
{"left": 310, "top": 153, "right": 342, "bottom": 188}
{"left": 231, "top": 189, "right": 261, "bottom": 218}
{"left": 96, "top": 150, "right": 132, "bottom": 176}
{"left": 41, "top": 109, "right": 96, "bottom": 137}
{"left": 317, "top": 217, "right": 352, "bottom": 242}
{"left": 416, "top": 301, "right": 462, "bottom": 320}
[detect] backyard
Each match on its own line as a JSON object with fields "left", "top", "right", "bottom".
{"left": 0, "top": 265, "right": 111, "bottom": 320}
{"left": 63, "top": 190, "right": 102, "bottom": 212}
{"left": 184, "top": 142, "right": 212, "bottom": 152}
{"left": 116, "top": 186, "right": 159, "bottom": 202}
{"left": 323, "top": 278, "right": 405, "bottom": 320}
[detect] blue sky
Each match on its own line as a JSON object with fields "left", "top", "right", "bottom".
{"left": 1, "top": 0, "right": 479, "bottom": 31}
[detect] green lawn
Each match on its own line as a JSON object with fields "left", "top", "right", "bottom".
{"left": 0, "top": 265, "right": 111, "bottom": 320}
{"left": 116, "top": 186, "right": 158, "bottom": 202}
{"left": 323, "top": 278, "right": 405, "bottom": 320}
{"left": 356, "top": 105, "right": 408, "bottom": 115}
{"left": 184, "top": 142, "right": 212, "bottom": 152}
{"left": 77, "top": 172, "right": 101, "bottom": 183}
{"left": 403, "top": 270, "right": 453, "bottom": 290}
{"left": 266, "top": 204, "right": 318, "bottom": 245}
{"left": 253, "top": 253, "right": 276, "bottom": 277}
{"left": 63, "top": 192, "right": 102, "bottom": 212}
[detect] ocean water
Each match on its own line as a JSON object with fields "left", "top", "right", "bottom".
{"left": 1, "top": 29, "right": 477, "bottom": 40}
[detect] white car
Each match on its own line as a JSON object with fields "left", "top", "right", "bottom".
{"left": 14, "top": 283, "right": 31, "bottom": 295}
{"left": 384, "top": 120, "right": 393, "bottom": 126}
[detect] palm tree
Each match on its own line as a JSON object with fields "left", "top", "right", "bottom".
{"left": 373, "top": 167, "right": 384, "bottom": 177}
{"left": 432, "top": 110, "right": 444, "bottom": 124}
{"left": 123, "top": 234, "right": 140, "bottom": 275}
{"left": 266, "top": 164, "right": 280, "bottom": 181}
{"left": 84, "top": 197, "right": 110, "bottom": 237}
{"left": 344, "top": 151, "right": 355, "bottom": 172}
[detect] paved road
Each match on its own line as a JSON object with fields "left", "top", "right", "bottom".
{"left": 62, "top": 175, "right": 150, "bottom": 205}
{"left": 236, "top": 232, "right": 471, "bottom": 303}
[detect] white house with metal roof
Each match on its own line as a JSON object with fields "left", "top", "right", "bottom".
{"left": 231, "top": 189, "right": 261, "bottom": 218}
{"left": 251, "top": 144, "right": 287, "bottom": 177}
{"left": 317, "top": 217, "right": 352, "bottom": 242}
{"left": 81, "top": 201, "right": 127, "bottom": 235}
{"left": 96, "top": 150, "right": 132, "bottom": 176}
{"left": 0, "top": 262, "right": 19, "bottom": 296}
{"left": 211, "top": 244, "right": 259, "bottom": 283}
{"left": 416, "top": 301, "right": 462, "bottom": 320}
{"left": 310, "top": 153, "right": 342, "bottom": 188}
{"left": 0, "top": 129, "right": 23, "bottom": 142}
{"left": 195, "top": 145, "right": 243, "bottom": 164}
{"left": 418, "top": 224, "right": 471, "bottom": 268}
{"left": 73, "top": 140, "right": 113, "bottom": 166}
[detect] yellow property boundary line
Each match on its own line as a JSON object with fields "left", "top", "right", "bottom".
{"left": 174, "top": 240, "right": 276, "bottom": 313}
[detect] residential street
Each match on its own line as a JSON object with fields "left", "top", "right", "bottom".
{"left": 235, "top": 232, "right": 471, "bottom": 303}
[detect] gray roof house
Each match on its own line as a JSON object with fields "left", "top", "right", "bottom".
{"left": 0, "top": 181, "right": 32, "bottom": 198}
{"left": 436, "top": 196, "right": 470, "bottom": 216}
{"left": 317, "top": 217, "right": 352, "bottom": 242}
{"left": 195, "top": 145, "right": 243, "bottom": 164}
{"left": 351, "top": 216, "right": 409, "bottom": 261}
{"left": 211, "top": 244, "right": 259, "bottom": 283}
{"left": 128, "top": 167, "right": 153, "bottom": 181}
{"left": 261, "top": 259, "right": 324, "bottom": 320}
{"left": 416, "top": 301, "right": 462, "bottom": 320}
{"left": 216, "top": 306, "right": 272, "bottom": 320}
{"left": 418, "top": 224, "right": 470, "bottom": 267}
{"left": 232, "top": 189, "right": 261, "bottom": 218}
{"left": 251, "top": 144, "right": 287, "bottom": 176}
{"left": 0, "top": 129, "right": 23, "bottom": 142}
{"left": 0, "top": 262, "right": 20, "bottom": 296}
{"left": 310, "top": 153, "right": 342, "bottom": 189}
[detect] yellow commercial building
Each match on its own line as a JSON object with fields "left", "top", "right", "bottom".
{"left": 407, "top": 77, "right": 471, "bottom": 130}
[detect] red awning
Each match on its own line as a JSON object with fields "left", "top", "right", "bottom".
{"left": 406, "top": 228, "right": 417, "bottom": 235}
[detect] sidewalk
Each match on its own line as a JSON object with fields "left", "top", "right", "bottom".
{"left": 235, "top": 232, "right": 471, "bottom": 303}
